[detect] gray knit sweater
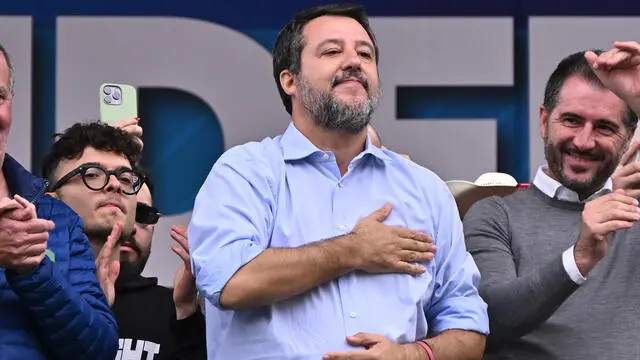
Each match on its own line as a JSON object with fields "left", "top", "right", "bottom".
{"left": 463, "top": 185, "right": 640, "bottom": 360}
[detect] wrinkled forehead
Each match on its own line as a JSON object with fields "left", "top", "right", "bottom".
{"left": 554, "top": 76, "right": 627, "bottom": 124}
{"left": 301, "top": 15, "right": 374, "bottom": 51}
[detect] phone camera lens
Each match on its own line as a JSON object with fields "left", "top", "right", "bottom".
{"left": 112, "top": 90, "right": 121, "bottom": 100}
{"left": 104, "top": 96, "right": 112, "bottom": 104}
{"left": 103, "top": 86, "right": 112, "bottom": 95}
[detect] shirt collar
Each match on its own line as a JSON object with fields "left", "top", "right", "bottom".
{"left": 281, "top": 122, "right": 391, "bottom": 162}
{"left": 532, "top": 165, "right": 612, "bottom": 203}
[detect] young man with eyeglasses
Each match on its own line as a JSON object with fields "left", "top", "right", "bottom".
{"left": 42, "top": 122, "right": 206, "bottom": 360}
{"left": 43, "top": 122, "right": 143, "bottom": 308}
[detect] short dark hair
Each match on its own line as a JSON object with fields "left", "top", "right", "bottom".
{"left": 543, "top": 50, "right": 638, "bottom": 131}
{"left": 42, "top": 122, "right": 143, "bottom": 183}
{"left": 272, "top": 3, "right": 379, "bottom": 115}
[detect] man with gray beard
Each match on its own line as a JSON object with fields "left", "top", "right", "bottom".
{"left": 188, "top": 3, "right": 488, "bottom": 360}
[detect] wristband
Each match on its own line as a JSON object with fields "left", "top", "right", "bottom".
{"left": 415, "top": 340, "right": 435, "bottom": 360}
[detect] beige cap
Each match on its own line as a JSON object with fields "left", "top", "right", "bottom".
{"left": 446, "top": 172, "right": 521, "bottom": 218}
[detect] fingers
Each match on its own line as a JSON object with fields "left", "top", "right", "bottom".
{"left": 614, "top": 171, "right": 640, "bottom": 192}
{"left": 112, "top": 118, "right": 143, "bottom": 147}
{"left": 107, "top": 223, "right": 123, "bottom": 244}
{"left": 20, "top": 230, "right": 49, "bottom": 245}
{"left": 397, "top": 249, "right": 435, "bottom": 263}
{"left": 112, "top": 117, "right": 139, "bottom": 128}
{"left": 97, "top": 224, "right": 122, "bottom": 266}
{"left": 400, "top": 238, "right": 437, "bottom": 253}
{"left": 590, "top": 193, "right": 640, "bottom": 223}
{"left": 607, "top": 191, "right": 639, "bottom": 206}
{"left": 618, "top": 141, "right": 640, "bottom": 167}
{"left": 170, "top": 225, "right": 189, "bottom": 249}
{"left": 367, "top": 203, "right": 392, "bottom": 222}
{"left": 392, "top": 228, "right": 433, "bottom": 243}
{"left": 395, "top": 261, "right": 427, "bottom": 275}
{"left": 125, "top": 124, "right": 144, "bottom": 138}
{"left": 345, "top": 333, "right": 384, "bottom": 346}
{"left": 614, "top": 41, "right": 640, "bottom": 53}
{"left": 323, "top": 350, "right": 370, "bottom": 360}
{"left": 12, "top": 253, "right": 46, "bottom": 272}
{"left": 109, "top": 258, "right": 120, "bottom": 282}
{"left": 604, "top": 50, "right": 632, "bottom": 68}
{"left": 22, "top": 219, "right": 55, "bottom": 234}
{"left": 614, "top": 161, "right": 640, "bottom": 180}
{"left": 597, "top": 207, "right": 640, "bottom": 223}
{"left": 171, "top": 243, "right": 191, "bottom": 266}
{"left": 624, "top": 189, "right": 640, "bottom": 198}
{"left": 13, "top": 195, "right": 36, "bottom": 219}
{"left": 598, "top": 220, "right": 635, "bottom": 234}
{"left": 19, "top": 241, "right": 48, "bottom": 257}
{"left": 172, "top": 225, "right": 188, "bottom": 237}
{"left": 590, "top": 44, "right": 640, "bottom": 70}
{"left": 0, "top": 198, "right": 21, "bottom": 214}
{"left": 590, "top": 48, "right": 624, "bottom": 69}
{"left": 1, "top": 229, "right": 49, "bottom": 258}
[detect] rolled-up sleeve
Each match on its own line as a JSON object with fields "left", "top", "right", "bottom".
{"left": 425, "top": 184, "right": 489, "bottom": 336}
{"left": 188, "top": 146, "right": 277, "bottom": 309}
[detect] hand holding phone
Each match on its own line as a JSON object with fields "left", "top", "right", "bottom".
{"left": 99, "top": 83, "right": 143, "bottom": 149}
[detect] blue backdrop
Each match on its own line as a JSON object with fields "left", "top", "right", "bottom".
{"left": 2, "top": 0, "right": 639, "bottom": 215}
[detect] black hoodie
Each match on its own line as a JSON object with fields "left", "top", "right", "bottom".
{"left": 111, "top": 271, "right": 206, "bottom": 360}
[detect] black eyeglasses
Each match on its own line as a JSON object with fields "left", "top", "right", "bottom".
{"left": 49, "top": 162, "right": 144, "bottom": 195}
{"left": 136, "top": 202, "right": 161, "bottom": 225}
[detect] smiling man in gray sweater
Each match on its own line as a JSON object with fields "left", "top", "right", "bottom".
{"left": 464, "top": 41, "right": 640, "bottom": 359}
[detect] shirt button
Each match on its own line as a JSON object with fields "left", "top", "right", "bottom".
{"left": 349, "top": 312, "right": 357, "bottom": 318}
{"left": 322, "top": 153, "right": 329, "bottom": 160}
{"left": 337, "top": 182, "right": 344, "bottom": 188}
{"left": 339, "top": 225, "right": 346, "bottom": 231}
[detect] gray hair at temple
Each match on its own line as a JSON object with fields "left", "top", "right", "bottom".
{"left": 0, "top": 42, "right": 15, "bottom": 94}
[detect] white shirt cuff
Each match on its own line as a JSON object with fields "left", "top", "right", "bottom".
{"left": 562, "top": 245, "right": 587, "bottom": 285}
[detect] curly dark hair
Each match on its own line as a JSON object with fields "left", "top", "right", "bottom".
{"left": 41, "top": 121, "right": 143, "bottom": 183}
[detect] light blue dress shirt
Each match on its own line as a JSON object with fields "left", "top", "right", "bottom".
{"left": 189, "top": 122, "right": 489, "bottom": 360}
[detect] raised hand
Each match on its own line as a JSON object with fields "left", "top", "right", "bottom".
{"left": 95, "top": 223, "right": 122, "bottom": 307}
{"left": 171, "top": 225, "right": 198, "bottom": 319}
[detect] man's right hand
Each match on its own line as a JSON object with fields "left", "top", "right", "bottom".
{"left": 612, "top": 140, "right": 640, "bottom": 197}
{"left": 0, "top": 197, "right": 55, "bottom": 273}
{"left": 96, "top": 224, "right": 122, "bottom": 307}
{"left": 112, "top": 117, "right": 143, "bottom": 150}
{"left": 574, "top": 189, "right": 640, "bottom": 275}
{"left": 347, "top": 203, "right": 436, "bottom": 275}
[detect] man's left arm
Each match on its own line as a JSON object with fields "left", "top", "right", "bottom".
{"left": 420, "top": 185, "right": 489, "bottom": 360}
{"left": 6, "top": 212, "right": 118, "bottom": 360}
